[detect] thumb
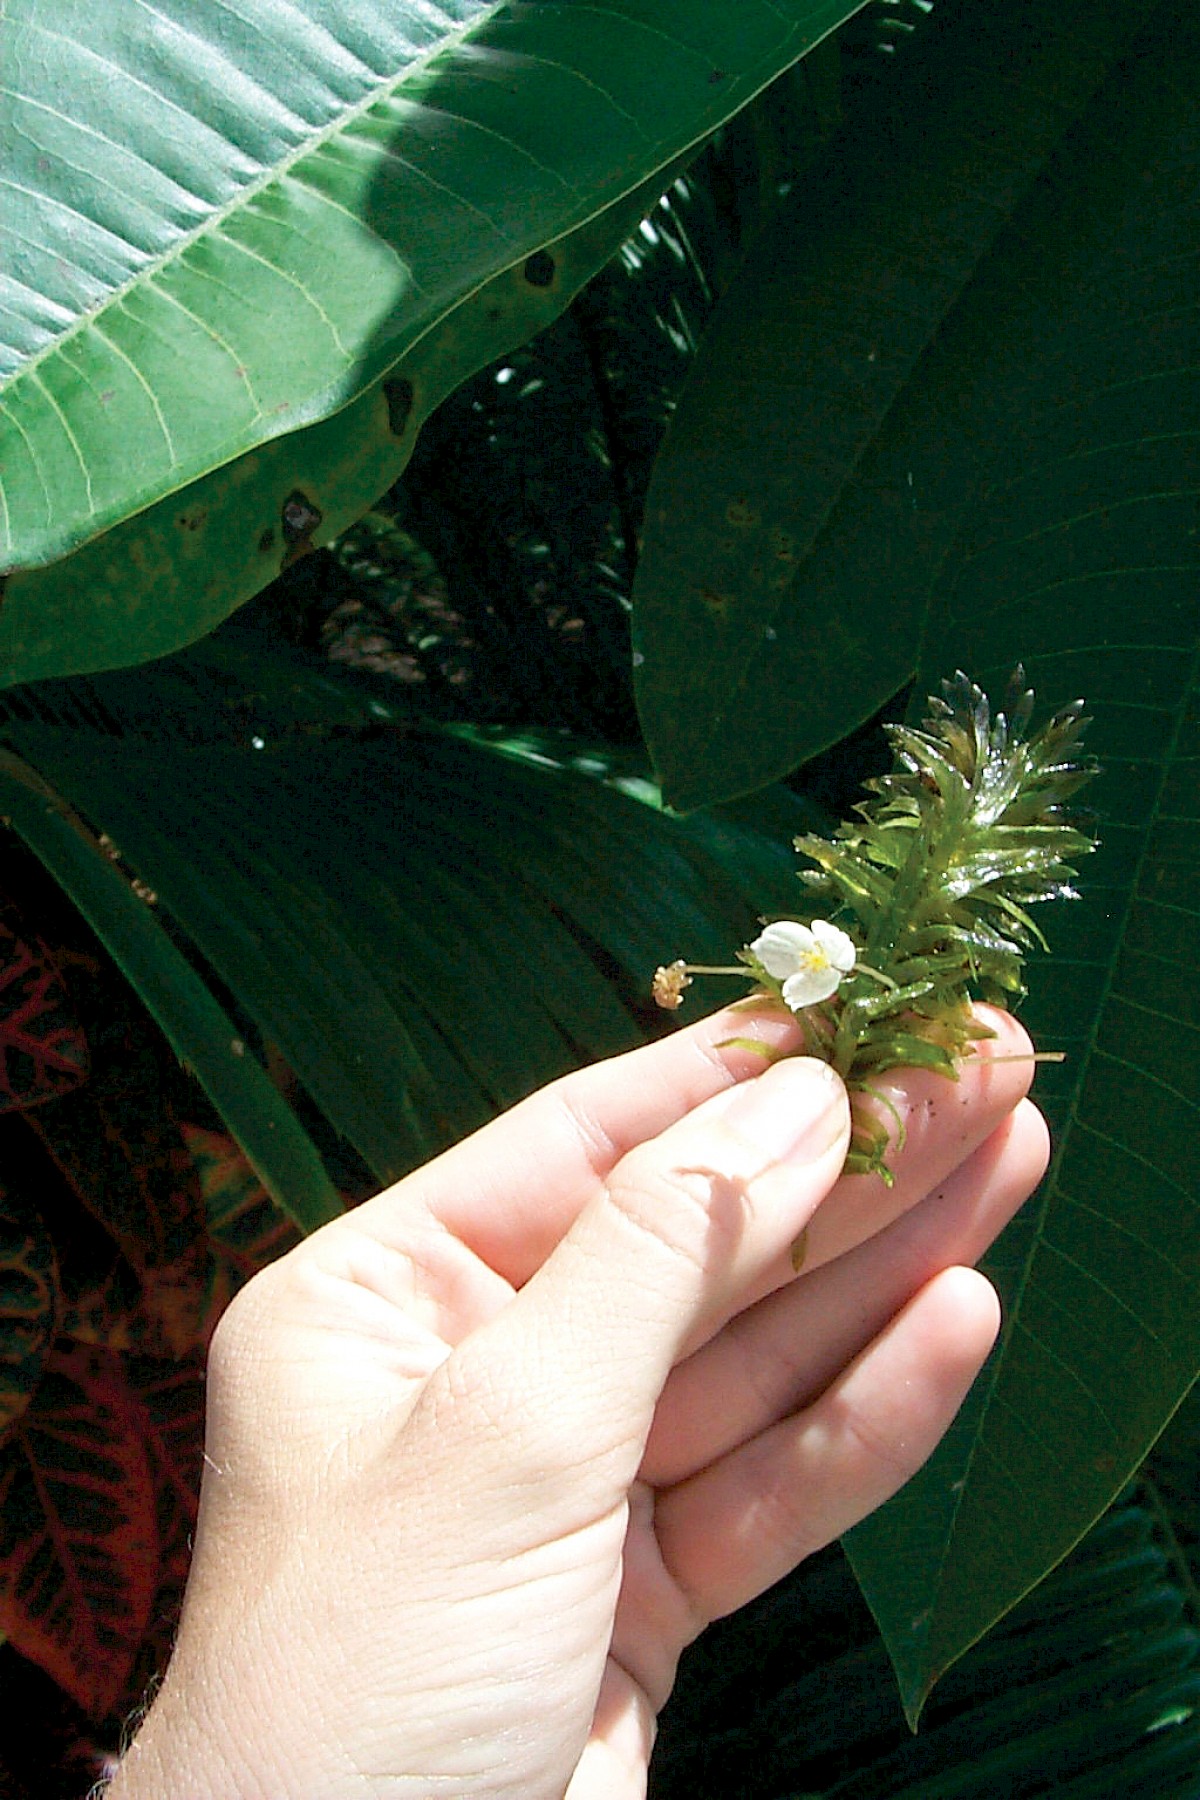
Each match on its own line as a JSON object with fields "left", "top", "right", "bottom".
{"left": 434, "top": 1056, "right": 850, "bottom": 1502}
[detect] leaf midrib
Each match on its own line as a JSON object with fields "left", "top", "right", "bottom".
{"left": 919, "top": 628, "right": 1200, "bottom": 1682}
{"left": 0, "top": 3, "right": 504, "bottom": 402}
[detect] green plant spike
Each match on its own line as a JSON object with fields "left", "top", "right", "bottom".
{"left": 654, "top": 670, "right": 1097, "bottom": 1177}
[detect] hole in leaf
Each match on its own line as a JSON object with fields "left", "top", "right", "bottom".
{"left": 280, "top": 491, "right": 323, "bottom": 569}
{"left": 282, "top": 492, "right": 321, "bottom": 543}
{"left": 523, "top": 250, "right": 556, "bottom": 289}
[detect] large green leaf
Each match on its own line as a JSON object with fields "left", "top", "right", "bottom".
{"left": 0, "top": 0, "right": 866, "bottom": 578}
{"left": 0, "top": 641, "right": 814, "bottom": 1190}
{"left": 631, "top": 0, "right": 1156, "bottom": 809}
{"left": 832, "top": 0, "right": 1200, "bottom": 1720}
{"left": 0, "top": 169, "right": 676, "bottom": 687}
{"left": 0, "top": 752, "right": 344, "bottom": 1235}
{"left": 653, "top": 1504, "right": 1200, "bottom": 1797}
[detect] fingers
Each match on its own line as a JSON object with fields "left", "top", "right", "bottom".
{"left": 562, "top": 1668, "right": 654, "bottom": 1800}
{"left": 348, "top": 1002, "right": 805, "bottom": 1286}
{"left": 302, "top": 1005, "right": 1034, "bottom": 1359}
{"left": 798, "top": 1006, "right": 1039, "bottom": 1275}
{"left": 420, "top": 1056, "right": 852, "bottom": 1502}
{"left": 652, "top": 1264, "right": 1001, "bottom": 1627}
{"left": 642, "top": 1097, "right": 1048, "bottom": 1486}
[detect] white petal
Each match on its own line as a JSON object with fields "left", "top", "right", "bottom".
{"left": 811, "top": 919, "right": 857, "bottom": 973}
{"left": 750, "top": 920, "right": 817, "bottom": 980}
{"left": 781, "top": 964, "right": 843, "bottom": 1009}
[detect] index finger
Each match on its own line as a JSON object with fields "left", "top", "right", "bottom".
{"left": 350, "top": 1002, "right": 804, "bottom": 1285}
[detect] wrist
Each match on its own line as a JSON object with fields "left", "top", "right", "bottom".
{"left": 101, "top": 1652, "right": 321, "bottom": 1800}
{"left": 103, "top": 1683, "right": 251, "bottom": 1800}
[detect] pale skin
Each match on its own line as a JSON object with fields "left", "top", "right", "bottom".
{"left": 107, "top": 1002, "right": 1048, "bottom": 1800}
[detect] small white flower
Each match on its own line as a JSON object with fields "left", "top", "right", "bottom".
{"left": 750, "top": 919, "right": 857, "bottom": 1011}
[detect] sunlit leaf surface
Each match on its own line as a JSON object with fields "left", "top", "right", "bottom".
{"left": 0, "top": 0, "right": 863, "bottom": 576}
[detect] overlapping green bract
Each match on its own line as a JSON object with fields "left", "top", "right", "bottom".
{"left": 737, "top": 673, "right": 1097, "bottom": 1173}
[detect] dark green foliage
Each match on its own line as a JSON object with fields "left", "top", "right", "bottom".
{"left": 653, "top": 1502, "right": 1200, "bottom": 1798}
{"left": 0, "top": 1, "right": 1197, "bottom": 1789}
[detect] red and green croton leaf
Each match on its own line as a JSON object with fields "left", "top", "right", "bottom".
{"left": 182, "top": 1122, "right": 302, "bottom": 1284}
{"left": 0, "top": 900, "right": 89, "bottom": 1113}
{"left": 0, "top": 1343, "right": 158, "bottom": 1718}
{"left": 26, "top": 1066, "right": 215, "bottom": 1360}
{"left": 0, "top": 1186, "right": 59, "bottom": 1435}
{"left": 116, "top": 1356, "right": 208, "bottom": 1715}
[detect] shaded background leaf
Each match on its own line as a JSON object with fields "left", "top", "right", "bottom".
{"left": 24, "top": 1033, "right": 212, "bottom": 1360}
{"left": 0, "top": 754, "right": 346, "bottom": 1234}
{"left": 632, "top": 0, "right": 1155, "bottom": 809}
{"left": 182, "top": 1123, "right": 303, "bottom": 1289}
{"left": 1, "top": 639, "right": 819, "bottom": 1193}
{"left": 828, "top": 0, "right": 1200, "bottom": 1717}
{"left": 652, "top": 1499, "right": 1200, "bottom": 1798}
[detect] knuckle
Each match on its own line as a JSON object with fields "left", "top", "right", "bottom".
{"left": 840, "top": 1393, "right": 916, "bottom": 1484}
{"left": 605, "top": 1147, "right": 750, "bottom": 1276}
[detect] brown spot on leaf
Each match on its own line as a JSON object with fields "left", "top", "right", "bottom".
{"left": 383, "top": 376, "right": 415, "bottom": 437}
{"left": 280, "top": 490, "right": 323, "bottom": 570}
{"left": 696, "top": 584, "right": 731, "bottom": 620}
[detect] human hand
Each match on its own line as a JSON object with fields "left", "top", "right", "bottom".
{"left": 108, "top": 1003, "right": 1048, "bottom": 1800}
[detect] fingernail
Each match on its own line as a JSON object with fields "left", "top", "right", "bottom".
{"left": 724, "top": 1058, "right": 847, "bottom": 1164}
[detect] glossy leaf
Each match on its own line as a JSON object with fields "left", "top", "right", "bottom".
{"left": 0, "top": 1343, "right": 157, "bottom": 1718}
{"left": 0, "top": 901, "right": 88, "bottom": 1112}
{"left": 0, "top": 167, "right": 681, "bottom": 687}
{"left": 835, "top": 0, "right": 1200, "bottom": 1719}
{"left": 632, "top": 0, "right": 1156, "bottom": 809}
{"left": 0, "top": 0, "right": 864, "bottom": 582}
